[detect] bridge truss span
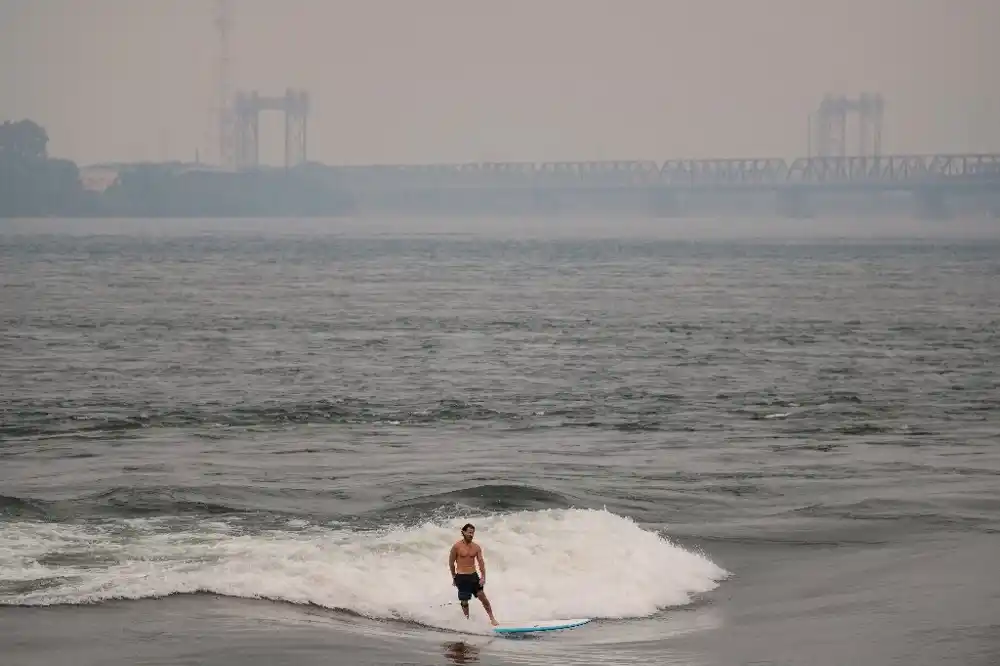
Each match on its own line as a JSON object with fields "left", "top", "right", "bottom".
{"left": 786, "top": 154, "right": 1000, "bottom": 185}
{"left": 324, "top": 153, "right": 1000, "bottom": 191}
{"left": 659, "top": 158, "right": 787, "bottom": 187}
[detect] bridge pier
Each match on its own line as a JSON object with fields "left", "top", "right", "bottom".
{"left": 645, "top": 188, "right": 681, "bottom": 217}
{"left": 776, "top": 188, "right": 813, "bottom": 219}
{"left": 988, "top": 192, "right": 1000, "bottom": 219}
{"left": 531, "top": 187, "right": 560, "bottom": 214}
{"left": 913, "top": 187, "right": 949, "bottom": 221}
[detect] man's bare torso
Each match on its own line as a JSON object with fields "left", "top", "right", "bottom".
{"left": 453, "top": 540, "right": 481, "bottom": 574}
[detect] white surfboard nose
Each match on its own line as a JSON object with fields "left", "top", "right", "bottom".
{"left": 492, "top": 618, "right": 592, "bottom": 634}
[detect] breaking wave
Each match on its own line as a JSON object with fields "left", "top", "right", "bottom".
{"left": 0, "top": 508, "right": 728, "bottom": 633}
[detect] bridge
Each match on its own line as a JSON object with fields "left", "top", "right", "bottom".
{"left": 201, "top": 85, "right": 997, "bottom": 216}
{"left": 299, "top": 153, "right": 999, "bottom": 219}
{"left": 322, "top": 153, "right": 1000, "bottom": 192}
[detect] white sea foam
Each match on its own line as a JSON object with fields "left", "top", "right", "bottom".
{"left": 0, "top": 508, "right": 728, "bottom": 632}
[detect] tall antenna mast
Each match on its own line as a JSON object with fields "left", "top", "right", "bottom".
{"left": 215, "top": 0, "right": 234, "bottom": 168}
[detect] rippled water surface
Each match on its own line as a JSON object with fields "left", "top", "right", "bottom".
{"left": 1, "top": 217, "right": 999, "bottom": 666}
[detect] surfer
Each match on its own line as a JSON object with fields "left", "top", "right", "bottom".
{"left": 449, "top": 523, "right": 499, "bottom": 626}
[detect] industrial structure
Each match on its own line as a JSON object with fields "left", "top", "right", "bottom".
{"left": 214, "top": 1, "right": 309, "bottom": 170}
{"left": 811, "top": 93, "right": 885, "bottom": 160}
{"left": 195, "top": 8, "right": 994, "bottom": 219}
{"left": 232, "top": 88, "right": 310, "bottom": 170}
{"left": 214, "top": 0, "right": 234, "bottom": 168}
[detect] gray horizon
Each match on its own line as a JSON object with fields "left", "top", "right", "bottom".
{"left": 1, "top": 0, "right": 997, "bottom": 168}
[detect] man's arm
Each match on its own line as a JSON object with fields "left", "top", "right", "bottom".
{"left": 448, "top": 544, "right": 457, "bottom": 578}
{"left": 476, "top": 547, "right": 486, "bottom": 583}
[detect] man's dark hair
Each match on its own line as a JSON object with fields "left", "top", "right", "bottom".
{"left": 461, "top": 523, "right": 475, "bottom": 532}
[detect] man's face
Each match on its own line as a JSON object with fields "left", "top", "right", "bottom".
{"left": 462, "top": 528, "right": 475, "bottom": 542}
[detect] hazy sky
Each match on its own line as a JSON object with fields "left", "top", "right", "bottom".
{"left": 1, "top": 0, "right": 997, "bottom": 166}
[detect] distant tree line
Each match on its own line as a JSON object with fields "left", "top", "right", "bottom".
{"left": 0, "top": 119, "right": 95, "bottom": 216}
{"left": 0, "top": 119, "right": 355, "bottom": 218}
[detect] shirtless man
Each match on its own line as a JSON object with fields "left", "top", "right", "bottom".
{"left": 448, "top": 523, "right": 498, "bottom": 625}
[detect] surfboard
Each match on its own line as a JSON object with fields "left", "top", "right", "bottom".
{"left": 492, "top": 618, "right": 591, "bottom": 635}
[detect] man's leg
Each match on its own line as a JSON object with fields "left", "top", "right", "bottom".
{"left": 458, "top": 580, "right": 471, "bottom": 618}
{"left": 475, "top": 591, "right": 498, "bottom": 626}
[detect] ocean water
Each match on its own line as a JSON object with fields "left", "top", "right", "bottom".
{"left": 1, "top": 216, "right": 999, "bottom": 666}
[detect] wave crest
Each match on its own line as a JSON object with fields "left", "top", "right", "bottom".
{"left": 0, "top": 508, "right": 728, "bottom": 631}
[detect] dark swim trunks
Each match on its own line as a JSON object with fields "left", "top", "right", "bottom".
{"left": 454, "top": 572, "right": 483, "bottom": 602}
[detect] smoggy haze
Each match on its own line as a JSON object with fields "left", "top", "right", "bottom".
{"left": 1, "top": 0, "right": 997, "bottom": 167}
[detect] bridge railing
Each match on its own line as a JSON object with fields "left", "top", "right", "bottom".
{"left": 660, "top": 158, "right": 788, "bottom": 186}
{"left": 786, "top": 154, "right": 1000, "bottom": 184}
{"left": 318, "top": 153, "right": 1000, "bottom": 189}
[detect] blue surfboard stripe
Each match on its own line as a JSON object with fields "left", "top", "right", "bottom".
{"left": 493, "top": 618, "right": 591, "bottom": 634}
